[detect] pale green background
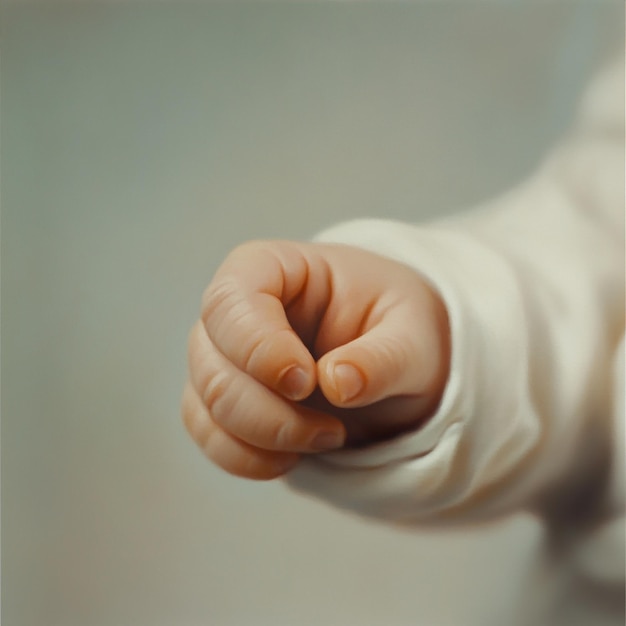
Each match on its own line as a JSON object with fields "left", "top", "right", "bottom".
{"left": 3, "top": 3, "right": 623, "bottom": 625}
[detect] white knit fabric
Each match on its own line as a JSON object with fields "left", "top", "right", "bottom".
{"left": 286, "top": 56, "right": 625, "bottom": 586}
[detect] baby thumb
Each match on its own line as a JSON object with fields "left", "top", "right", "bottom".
{"left": 317, "top": 312, "right": 438, "bottom": 409}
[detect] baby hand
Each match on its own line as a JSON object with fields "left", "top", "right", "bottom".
{"left": 182, "top": 241, "right": 450, "bottom": 480}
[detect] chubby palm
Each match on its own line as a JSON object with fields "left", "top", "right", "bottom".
{"left": 183, "top": 240, "right": 450, "bottom": 480}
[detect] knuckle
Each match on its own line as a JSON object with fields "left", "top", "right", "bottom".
{"left": 240, "top": 328, "right": 267, "bottom": 372}
{"left": 200, "top": 369, "right": 235, "bottom": 421}
{"left": 201, "top": 279, "right": 239, "bottom": 327}
{"left": 225, "top": 240, "right": 275, "bottom": 270}
{"left": 267, "top": 419, "right": 293, "bottom": 450}
{"left": 235, "top": 238, "right": 279, "bottom": 255}
{"left": 228, "top": 302, "right": 260, "bottom": 339}
{"left": 229, "top": 239, "right": 266, "bottom": 259}
{"left": 235, "top": 411, "right": 281, "bottom": 450}
{"left": 242, "top": 327, "right": 292, "bottom": 378}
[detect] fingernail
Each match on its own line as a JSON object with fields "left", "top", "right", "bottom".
{"left": 331, "top": 363, "right": 364, "bottom": 403}
{"left": 310, "top": 431, "right": 345, "bottom": 452}
{"left": 278, "top": 365, "right": 310, "bottom": 401}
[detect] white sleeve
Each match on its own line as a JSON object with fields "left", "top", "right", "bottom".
{"left": 285, "top": 56, "right": 625, "bottom": 526}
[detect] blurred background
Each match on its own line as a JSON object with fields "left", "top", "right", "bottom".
{"left": 2, "top": 2, "right": 623, "bottom": 625}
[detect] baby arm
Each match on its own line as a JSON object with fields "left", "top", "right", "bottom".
{"left": 283, "top": 55, "right": 624, "bottom": 525}
{"left": 183, "top": 55, "right": 623, "bottom": 527}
